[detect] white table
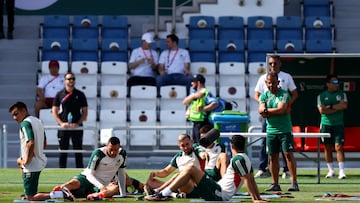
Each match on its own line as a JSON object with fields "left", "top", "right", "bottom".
{"left": 220, "top": 132, "right": 331, "bottom": 184}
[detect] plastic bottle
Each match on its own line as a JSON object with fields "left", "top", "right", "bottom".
{"left": 67, "top": 112, "right": 73, "bottom": 123}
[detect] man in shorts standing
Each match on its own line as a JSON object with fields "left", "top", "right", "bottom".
{"left": 258, "top": 71, "right": 299, "bottom": 192}
{"left": 317, "top": 74, "right": 348, "bottom": 179}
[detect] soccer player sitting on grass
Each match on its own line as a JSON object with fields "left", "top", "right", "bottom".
{"left": 195, "top": 125, "right": 229, "bottom": 181}
{"left": 145, "top": 134, "right": 268, "bottom": 203}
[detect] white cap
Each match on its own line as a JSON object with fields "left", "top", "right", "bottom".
{"left": 197, "top": 19, "right": 207, "bottom": 28}
{"left": 81, "top": 18, "right": 91, "bottom": 26}
{"left": 141, "top": 32, "right": 154, "bottom": 43}
{"left": 226, "top": 42, "right": 237, "bottom": 50}
{"left": 51, "top": 41, "right": 61, "bottom": 49}
{"left": 109, "top": 42, "right": 119, "bottom": 49}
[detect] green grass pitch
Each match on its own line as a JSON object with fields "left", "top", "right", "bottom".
{"left": 0, "top": 168, "right": 360, "bottom": 202}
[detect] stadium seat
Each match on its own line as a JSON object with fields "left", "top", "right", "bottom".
{"left": 82, "top": 109, "right": 98, "bottom": 146}
{"left": 72, "top": 15, "right": 100, "bottom": 39}
{"left": 129, "top": 38, "right": 142, "bottom": 50}
{"left": 130, "top": 86, "right": 157, "bottom": 99}
{"left": 101, "top": 61, "right": 128, "bottom": 75}
{"left": 160, "top": 85, "right": 187, "bottom": 99}
{"left": 218, "top": 39, "right": 245, "bottom": 75}
{"left": 247, "top": 16, "right": 274, "bottom": 40}
{"left": 159, "top": 109, "right": 190, "bottom": 148}
{"left": 247, "top": 39, "right": 274, "bottom": 63}
{"left": 99, "top": 109, "right": 128, "bottom": 146}
{"left": 305, "top": 39, "right": 333, "bottom": 53}
{"left": 302, "top": 0, "right": 332, "bottom": 17}
{"left": 100, "top": 38, "right": 128, "bottom": 62}
{"left": 188, "top": 15, "right": 216, "bottom": 39}
{"left": 343, "top": 127, "right": 360, "bottom": 152}
{"left": 217, "top": 16, "right": 245, "bottom": 40}
{"left": 41, "top": 15, "right": 70, "bottom": 39}
{"left": 304, "top": 126, "right": 324, "bottom": 152}
{"left": 71, "top": 38, "right": 100, "bottom": 73}
{"left": 292, "top": 125, "right": 304, "bottom": 151}
{"left": 128, "top": 109, "right": 157, "bottom": 148}
{"left": 39, "top": 108, "right": 58, "bottom": 145}
{"left": 75, "top": 74, "right": 99, "bottom": 98}
{"left": 218, "top": 75, "right": 246, "bottom": 100}
{"left": 276, "top": 16, "right": 303, "bottom": 41}
{"left": 100, "top": 85, "right": 127, "bottom": 99}
{"left": 305, "top": 16, "right": 333, "bottom": 41}
{"left": 277, "top": 40, "right": 304, "bottom": 53}
{"left": 40, "top": 38, "right": 70, "bottom": 63}
{"left": 189, "top": 39, "right": 216, "bottom": 63}
{"left": 101, "top": 15, "right": 129, "bottom": 39}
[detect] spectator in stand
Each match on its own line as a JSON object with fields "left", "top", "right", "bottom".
{"left": 35, "top": 60, "right": 65, "bottom": 118}
{"left": 156, "top": 34, "right": 192, "bottom": 96}
{"left": 127, "top": 32, "right": 159, "bottom": 96}
{"left": 0, "top": 0, "right": 14, "bottom": 39}
{"left": 317, "top": 74, "right": 348, "bottom": 179}
{"left": 52, "top": 72, "right": 88, "bottom": 168}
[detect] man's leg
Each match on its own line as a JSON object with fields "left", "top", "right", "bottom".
{"left": 284, "top": 151, "right": 299, "bottom": 191}
{"left": 324, "top": 144, "right": 335, "bottom": 178}
{"left": 269, "top": 153, "right": 280, "bottom": 186}
{"left": 71, "top": 130, "right": 84, "bottom": 168}
{"left": 335, "top": 143, "right": 346, "bottom": 179}
{"left": 281, "top": 150, "right": 290, "bottom": 178}
{"left": 58, "top": 130, "right": 70, "bottom": 168}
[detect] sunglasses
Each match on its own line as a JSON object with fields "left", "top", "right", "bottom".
{"left": 268, "top": 62, "right": 277, "bottom": 66}
{"left": 331, "top": 80, "right": 339, "bottom": 85}
{"left": 66, "top": 77, "right": 76, "bottom": 81}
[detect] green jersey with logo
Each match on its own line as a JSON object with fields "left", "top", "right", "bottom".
{"left": 317, "top": 90, "right": 347, "bottom": 126}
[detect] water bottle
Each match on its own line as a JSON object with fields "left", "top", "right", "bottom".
{"left": 67, "top": 112, "right": 73, "bottom": 123}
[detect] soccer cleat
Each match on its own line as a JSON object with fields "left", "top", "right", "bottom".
{"left": 265, "top": 183, "right": 282, "bottom": 192}
{"left": 144, "top": 185, "right": 155, "bottom": 196}
{"left": 87, "top": 192, "right": 105, "bottom": 201}
{"left": 254, "top": 170, "right": 271, "bottom": 178}
{"left": 288, "top": 182, "right": 300, "bottom": 192}
{"left": 325, "top": 171, "right": 336, "bottom": 178}
{"left": 175, "top": 192, "right": 186, "bottom": 198}
{"left": 338, "top": 171, "right": 347, "bottom": 179}
{"left": 282, "top": 171, "right": 291, "bottom": 179}
{"left": 61, "top": 187, "right": 75, "bottom": 201}
{"left": 144, "top": 193, "right": 171, "bottom": 201}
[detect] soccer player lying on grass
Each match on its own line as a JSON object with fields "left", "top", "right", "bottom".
{"left": 145, "top": 134, "right": 268, "bottom": 203}
{"left": 196, "top": 125, "right": 229, "bottom": 181}
{"left": 144, "top": 133, "right": 206, "bottom": 198}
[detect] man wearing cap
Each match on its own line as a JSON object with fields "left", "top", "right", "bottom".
{"left": 183, "top": 74, "right": 220, "bottom": 143}
{"left": 35, "top": 60, "right": 65, "bottom": 118}
{"left": 128, "top": 32, "right": 159, "bottom": 96}
{"left": 0, "top": 0, "right": 15, "bottom": 39}
{"left": 157, "top": 34, "right": 191, "bottom": 96}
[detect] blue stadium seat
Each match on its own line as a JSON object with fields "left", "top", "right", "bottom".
{"left": 41, "top": 15, "right": 70, "bottom": 39}
{"left": 72, "top": 15, "right": 100, "bottom": 39}
{"left": 218, "top": 39, "right": 245, "bottom": 63}
{"left": 305, "top": 39, "right": 333, "bottom": 53}
{"left": 101, "top": 38, "right": 128, "bottom": 62}
{"left": 304, "top": 16, "right": 333, "bottom": 40}
{"left": 129, "top": 38, "right": 142, "bottom": 50}
{"left": 247, "top": 39, "right": 274, "bottom": 63}
{"left": 247, "top": 16, "right": 274, "bottom": 40}
{"left": 276, "top": 16, "right": 303, "bottom": 40}
{"left": 302, "top": 0, "right": 331, "bottom": 17}
{"left": 40, "top": 38, "right": 70, "bottom": 62}
{"left": 218, "top": 16, "right": 245, "bottom": 40}
{"left": 188, "top": 39, "right": 216, "bottom": 62}
{"left": 101, "top": 15, "right": 129, "bottom": 39}
{"left": 188, "top": 16, "right": 215, "bottom": 39}
{"left": 71, "top": 38, "right": 100, "bottom": 62}
{"left": 277, "top": 40, "right": 304, "bottom": 53}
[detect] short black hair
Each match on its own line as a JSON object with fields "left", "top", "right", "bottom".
{"left": 325, "top": 74, "right": 338, "bottom": 83}
{"left": 108, "top": 136, "right": 120, "bottom": 145}
{"left": 231, "top": 134, "right": 246, "bottom": 152}
{"left": 9, "top": 101, "right": 28, "bottom": 113}
{"left": 266, "top": 71, "right": 279, "bottom": 80}
{"left": 200, "top": 125, "right": 213, "bottom": 134}
{"left": 166, "top": 34, "right": 179, "bottom": 45}
{"left": 268, "top": 55, "right": 281, "bottom": 61}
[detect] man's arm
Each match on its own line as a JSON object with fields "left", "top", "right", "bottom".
{"left": 116, "top": 168, "right": 126, "bottom": 197}
{"left": 242, "top": 173, "right": 268, "bottom": 203}
{"left": 149, "top": 165, "right": 176, "bottom": 179}
{"left": 184, "top": 62, "right": 191, "bottom": 75}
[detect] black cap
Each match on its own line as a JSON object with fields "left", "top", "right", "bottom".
{"left": 192, "top": 74, "right": 206, "bottom": 84}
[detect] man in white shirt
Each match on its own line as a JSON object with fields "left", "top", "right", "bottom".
{"left": 35, "top": 60, "right": 64, "bottom": 117}
{"left": 156, "top": 34, "right": 192, "bottom": 96}
{"left": 128, "top": 32, "right": 159, "bottom": 96}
